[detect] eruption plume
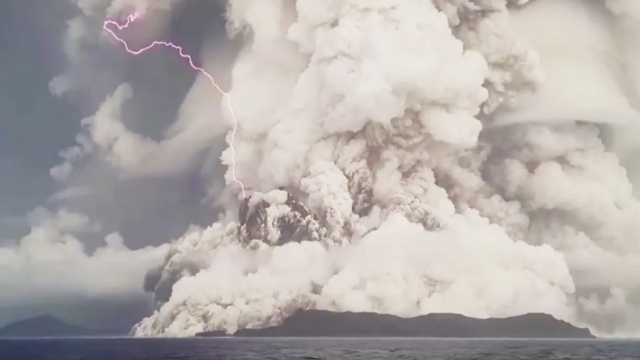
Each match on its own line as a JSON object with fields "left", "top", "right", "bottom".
{"left": 58, "top": 0, "right": 640, "bottom": 337}
{"left": 103, "top": 12, "right": 246, "bottom": 198}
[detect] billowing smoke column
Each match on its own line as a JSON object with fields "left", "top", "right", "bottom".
{"left": 65, "top": 0, "right": 640, "bottom": 337}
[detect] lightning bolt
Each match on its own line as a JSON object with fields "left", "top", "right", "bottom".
{"left": 103, "top": 13, "right": 246, "bottom": 199}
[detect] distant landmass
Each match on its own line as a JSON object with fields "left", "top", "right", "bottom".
{"left": 0, "top": 315, "right": 122, "bottom": 338}
{"left": 199, "top": 310, "right": 595, "bottom": 339}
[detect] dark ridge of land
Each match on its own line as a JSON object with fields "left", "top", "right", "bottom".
{"left": 0, "top": 315, "right": 122, "bottom": 338}
{"left": 199, "top": 310, "right": 595, "bottom": 339}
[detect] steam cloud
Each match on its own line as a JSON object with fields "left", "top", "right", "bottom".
{"left": 129, "top": 0, "right": 640, "bottom": 337}
{"left": 0, "top": 208, "right": 167, "bottom": 309}
{"left": 15, "top": 0, "right": 640, "bottom": 337}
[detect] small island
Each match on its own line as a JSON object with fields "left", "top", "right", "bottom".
{"left": 199, "top": 310, "right": 595, "bottom": 339}
{"left": 0, "top": 315, "right": 117, "bottom": 338}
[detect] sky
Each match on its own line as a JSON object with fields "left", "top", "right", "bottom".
{"left": 0, "top": 0, "right": 140, "bottom": 329}
{"left": 0, "top": 0, "right": 234, "bottom": 330}
{"left": 0, "top": 0, "right": 78, "bottom": 231}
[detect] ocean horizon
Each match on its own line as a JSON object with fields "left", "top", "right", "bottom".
{"left": 2, "top": 337, "right": 640, "bottom": 360}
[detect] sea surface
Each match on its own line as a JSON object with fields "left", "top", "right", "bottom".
{"left": 0, "top": 338, "right": 639, "bottom": 360}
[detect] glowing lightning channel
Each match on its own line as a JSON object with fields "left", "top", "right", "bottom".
{"left": 103, "top": 13, "right": 246, "bottom": 199}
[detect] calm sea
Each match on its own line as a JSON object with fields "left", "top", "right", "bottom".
{"left": 0, "top": 338, "right": 639, "bottom": 360}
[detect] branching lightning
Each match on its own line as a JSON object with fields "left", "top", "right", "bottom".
{"left": 103, "top": 13, "right": 246, "bottom": 199}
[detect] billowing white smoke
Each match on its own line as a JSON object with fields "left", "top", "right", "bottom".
{"left": 0, "top": 208, "right": 167, "bottom": 309}
{"left": 603, "top": 0, "right": 640, "bottom": 189}
{"left": 494, "top": 0, "right": 640, "bottom": 125}
{"left": 54, "top": 0, "right": 640, "bottom": 338}
{"left": 135, "top": 211, "right": 575, "bottom": 336}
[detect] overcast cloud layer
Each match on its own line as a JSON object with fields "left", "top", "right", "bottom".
{"left": 2, "top": 0, "right": 640, "bottom": 337}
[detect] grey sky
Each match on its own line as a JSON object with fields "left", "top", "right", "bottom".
{"left": 0, "top": 0, "right": 231, "bottom": 247}
{"left": 0, "top": 0, "right": 80, "bottom": 226}
{"left": 0, "top": 0, "right": 234, "bottom": 329}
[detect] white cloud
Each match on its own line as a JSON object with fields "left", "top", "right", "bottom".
{"left": 0, "top": 208, "right": 168, "bottom": 309}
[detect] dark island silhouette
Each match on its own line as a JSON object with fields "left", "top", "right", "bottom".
{"left": 199, "top": 310, "right": 594, "bottom": 339}
{"left": 0, "top": 315, "right": 121, "bottom": 338}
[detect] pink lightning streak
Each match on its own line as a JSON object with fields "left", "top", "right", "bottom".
{"left": 103, "top": 13, "right": 246, "bottom": 199}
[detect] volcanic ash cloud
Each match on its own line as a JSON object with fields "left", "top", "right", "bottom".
{"left": 65, "top": 0, "right": 640, "bottom": 337}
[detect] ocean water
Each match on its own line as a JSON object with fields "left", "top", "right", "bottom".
{"left": 0, "top": 338, "right": 639, "bottom": 360}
